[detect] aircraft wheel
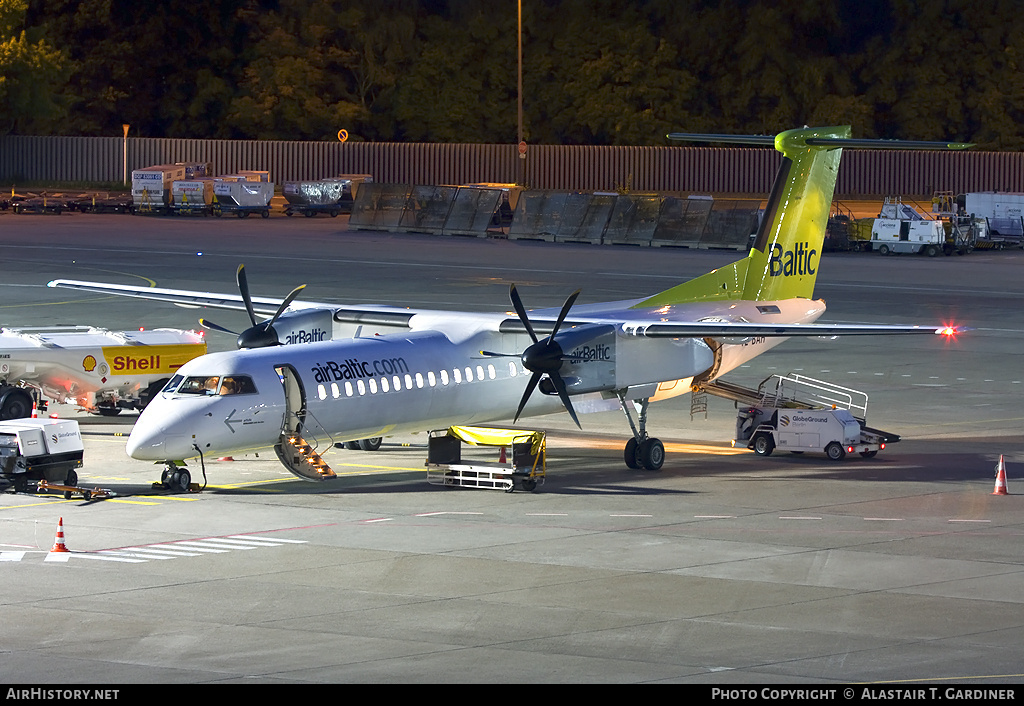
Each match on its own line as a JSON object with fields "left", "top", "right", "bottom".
{"left": 638, "top": 438, "right": 665, "bottom": 471}
{"left": 624, "top": 438, "right": 640, "bottom": 469}
{"left": 358, "top": 437, "right": 382, "bottom": 451}
{"left": 343, "top": 441, "right": 360, "bottom": 450}
{"left": 752, "top": 433, "right": 775, "bottom": 457}
{"left": 64, "top": 469, "right": 78, "bottom": 499}
{"left": 173, "top": 468, "right": 192, "bottom": 492}
{"left": 825, "top": 442, "right": 846, "bottom": 461}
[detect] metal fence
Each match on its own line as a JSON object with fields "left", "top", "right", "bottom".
{"left": 2, "top": 135, "right": 1023, "bottom": 197}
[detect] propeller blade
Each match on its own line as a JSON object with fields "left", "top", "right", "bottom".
{"left": 267, "top": 283, "right": 307, "bottom": 327}
{"left": 513, "top": 372, "right": 542, "bottom": 424}
{"left": 479, "top": 350, "right": 516, "bottom": 358}
{"left": 236, "top": 264, "right": 258, "bottom": 327}
{"left": 547, "top": 372, "right": 582, "bottom": 429}
{"left": 509, "top": 284, "right": 538, "bottom": 344}
{"left": 547, "top": 289, "right": 581, "bottom": 345}
{"left": 199, "top": 318, "right": 238, "bottom": 335}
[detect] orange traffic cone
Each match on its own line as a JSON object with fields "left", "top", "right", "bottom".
{"left": 992, "top": 455, "right": 1009, "bottom": 495}
{"left": 50, "top": 517, "right": 70, "bottom": 552}
{"left": 498, "top": 446, "right": 507, "bottom": 464}
{"left": 218, "top": 457, "right": 235, "bottom": 462}
{"left": 30, "top": 401, "right": 38, "bottom": 418}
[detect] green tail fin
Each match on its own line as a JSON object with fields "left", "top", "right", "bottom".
{"left": 637, "top": 127, "right": 973, "bottom": 308}
{"left": 637, "top": 125, "right": 849, "bottom": 307}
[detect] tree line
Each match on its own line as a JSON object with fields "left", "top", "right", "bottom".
{"left": 4, "top": 0, "right": 1023, "bottom": 149}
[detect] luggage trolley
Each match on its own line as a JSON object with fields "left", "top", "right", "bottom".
{"left": 426, "top": 425, "right": 546, "bottom": 492}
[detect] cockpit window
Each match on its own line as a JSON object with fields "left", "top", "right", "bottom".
{"left": 174, "top": 375, "right": 258, "bottom": 396}
{"left": 218, "top": 376, "right": 257, "bottom": 395}
{"left": 163, "top": 375, "right": 184, "bottom": 393}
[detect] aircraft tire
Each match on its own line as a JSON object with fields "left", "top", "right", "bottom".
{"left": 825, "top": 442, "right": 846, "bottom": 461}
{"left": 752, "top": 433, "right": 774, "bottom": 457}
{"left": 0, "top": 388, "right": 33, "bottom": 420}
{"left": 638, "top": 438, "right": 665, "bottom": 471}
{"left": 358, "top": 437, "right": 382, "bottom": 451}
{"left": 173, "top": 469, "right": 192, "bottom": 492}
{"left": 624, "top": 438, "right": 640, "bottom": 469}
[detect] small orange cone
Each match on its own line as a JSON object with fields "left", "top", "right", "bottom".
{"left": 218, "top": 457, "right": 234, "bottom": 462}
{"left": 50, "top": 517, "right": 70, "bottom": 552}
{"left": 498, "top": 446, "right": 507, "bottom": 464}
{"left": 992, "top": 455, "right": 1009, "bottom": 495}
{"left": 30, "top": 401, "right": 38, "bottom": 418}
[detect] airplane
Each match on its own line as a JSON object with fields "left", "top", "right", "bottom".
{"left": 48, "top": 126, "right": 968, "bottom": 491}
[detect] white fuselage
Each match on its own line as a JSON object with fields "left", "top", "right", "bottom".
{"left": 126, "top": 297, "right": 825, "bottom": 462}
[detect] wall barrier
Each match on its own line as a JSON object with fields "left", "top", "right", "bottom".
{"left": 350, "top": 184, "right": 757, "bottom": 249}
{"left": 3, "top": 135, "right": 1024, "bottom": 198}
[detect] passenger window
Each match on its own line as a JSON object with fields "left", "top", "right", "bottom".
{"left": 368, "top": 378, "right": 378, "bottom": 394}
{"left": 393, "top": 375, "right": 402, "bottom": 391}
{"left": 345, "top": 381, "right": 353, "bottom": 397}
{"left": 453, "top": 368, "right": 462, "bottom": 384}
{"left": 440, "top": 370, "right": 449, "bottom": 385}
{"left": 427, "top": 371, "right": 436, "bottom": 387}
{"left": 381, "top": 377, "right": 390, "bottom": 393}
{"left": 317, "top": 384, "right": 327, "bottom": 401}
{"left": 331, "top": 382, "right": 340, "bottom": 398}
{"left": 415, "top": 373, "right": 424, "bottom": 389}
{"left": 476, "top": 365, "right": 485, "bottom": 380}
{"left": 487, "top": 365, "right": 496, "bottom": 379}
{"left": 465, "top": 367, "right": 473, "bottom": 382}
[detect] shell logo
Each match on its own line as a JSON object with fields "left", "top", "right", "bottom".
{"left": 82, "top": 355, "right": 97, "bottom": 372}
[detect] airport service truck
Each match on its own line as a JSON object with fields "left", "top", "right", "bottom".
{"left": 725, "top": 374, "right": 899, "bottom": 461}
{"left": 0, "top": 326, "right": 207, "bottom": 419}
{"left": 0, "top": 417, "right": 83, "bottom": 493}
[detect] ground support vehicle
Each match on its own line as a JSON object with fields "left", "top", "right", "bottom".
{"left": 282, "top": 175, "right": 371, "bottom": 218}
{"left": 0, "top": 418, "right": 83, "bottom": 494}
{"left": 697, "top": 373, "right": 899, "bottom": 461}
{"left": 213, "top": 175, "right": 274, "bottom": 219}
{"left": 425, "top": 426, "right": 546, "bottom": 492}
{"left": 0, "top": 326, "right": 207, "bottom": 419}
{"left": 12, "top": 196, "right": 64, "bottom": 215}
{"left": 71, "top": 194, "right": 134, "bottom": 214}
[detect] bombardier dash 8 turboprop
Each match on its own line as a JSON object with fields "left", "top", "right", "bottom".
{"left": 49, "top": 126, "right": 967, "bottom": 490}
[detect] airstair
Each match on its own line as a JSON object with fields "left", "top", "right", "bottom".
{"left": 696, "top": 373, "right": 869, "bottom": 419}
{"left": 274, "top": 432, "right": 337, "bottom": 481}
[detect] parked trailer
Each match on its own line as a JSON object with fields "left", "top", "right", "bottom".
{"left": 213, "top": 175, "right": 274, "bottom": 218}
{"left": 282, "top": 175, "right": 372, "bottom": 218}
{"left": 959, "top": 192, "right": 1024, "bottom": 248}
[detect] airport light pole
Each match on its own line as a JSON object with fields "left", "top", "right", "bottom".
{"left": 517, "top": 0, "right": 525, "bottom": 186}
{"left": 122, "top": 124, "right": 130, "bottom": 186}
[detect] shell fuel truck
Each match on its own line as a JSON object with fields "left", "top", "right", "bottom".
{"left": 0, "top": 326, "right": 207, "bottom": 419}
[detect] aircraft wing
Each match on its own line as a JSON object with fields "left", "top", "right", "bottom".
{"left": 48, "top": 278, "right": 424, "bottom": 325}
{"left": 496, "top": 316, "right": 957, "bottom": 338}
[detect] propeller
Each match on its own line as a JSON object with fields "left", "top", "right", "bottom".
{"left": 483, "top": 284, "right": 582, "bottom": 428}
{"left": 199, "top": 264, "right": 306, "bottom": 349}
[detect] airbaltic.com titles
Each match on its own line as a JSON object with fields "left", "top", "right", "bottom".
{"left": 711, "top": 688, "right": 1015, "bottom": 701}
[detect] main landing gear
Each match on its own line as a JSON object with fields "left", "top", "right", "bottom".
{"left": 618, "top": 393, "right": 665, "bottom": 471}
